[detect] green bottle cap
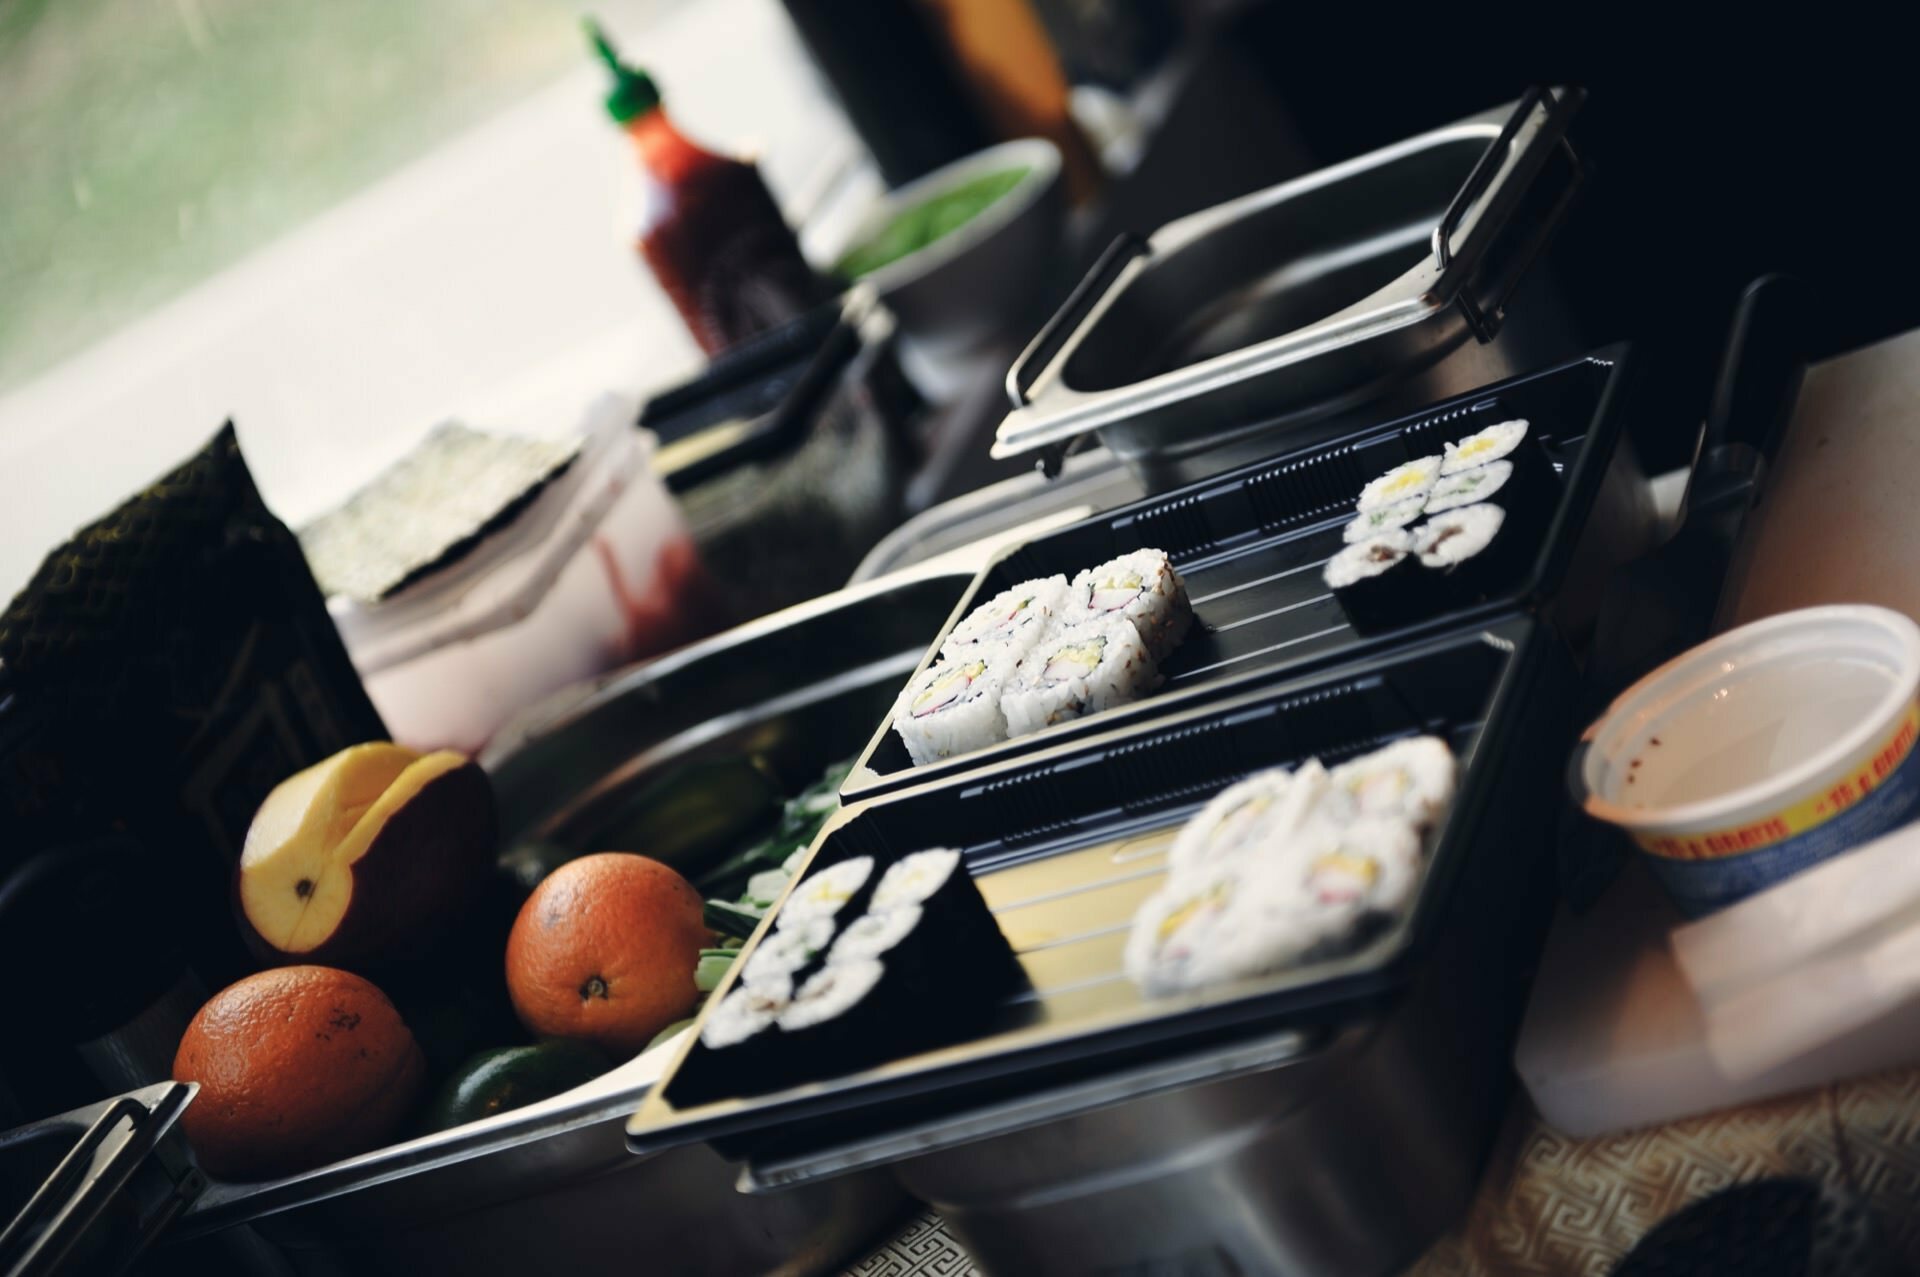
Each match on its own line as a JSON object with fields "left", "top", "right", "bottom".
{"left": 585, "top": 18, "right": 660, "bottom": 124}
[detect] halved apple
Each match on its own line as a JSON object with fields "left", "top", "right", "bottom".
{"left": 238, "top": 743, "right": 497, "bottom": 968}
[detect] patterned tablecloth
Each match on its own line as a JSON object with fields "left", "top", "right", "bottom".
{"left": 842, "top": 1066, "right": 1920, "bottom": 1276}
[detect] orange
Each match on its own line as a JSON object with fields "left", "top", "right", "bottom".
{"left": 172, "top": 966, "right": 425, "bottom": 1180}
{"left": 505, "top": 852, "right": 710, "bottom": 1057}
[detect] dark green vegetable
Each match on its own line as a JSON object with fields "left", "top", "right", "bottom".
{"left": 587, "top": 757, "right": 783, "bottom": 873}
{"left": 421, "top": 1040, "right": 610, "bottom": 1134}
{"left": 705, "top": 900, "right": 762, "bottom": 940}
{"left": 835, "top": 167, "right": 1030, "bottom": 279}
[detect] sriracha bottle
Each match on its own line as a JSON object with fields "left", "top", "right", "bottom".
{"left": 589, "top": 21, "right": 829, "bottom": 357}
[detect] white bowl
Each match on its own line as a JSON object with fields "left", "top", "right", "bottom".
{"left": 838, "top": 137, "right": 1065, "bottom": 351}
{"left": 1572, "top": 604, "right": 1920, "bottom": 915}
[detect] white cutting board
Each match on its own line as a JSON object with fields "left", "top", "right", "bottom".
{"left": 1515, "top": 329, "right": 1920, "bottom": 1137}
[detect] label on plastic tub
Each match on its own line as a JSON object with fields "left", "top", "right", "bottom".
{"left": 1641, "top": 699, "right": 1920, "bottom": 915}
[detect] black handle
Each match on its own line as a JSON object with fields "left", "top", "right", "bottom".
{"left": 1434, "top": 86, "right": 1583, "bottom": 343}
{"left": 1007, "top": 232, "right": 1150, "bottom": 408}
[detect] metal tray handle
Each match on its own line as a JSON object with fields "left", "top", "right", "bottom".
{"left": 1008, "top": 232, "right": 1151, "bottom": 408}
{"left": 1432, "top": 84, "right": 1584, "bottom": 343}
{"left": 739, "top": 1024, "right": 1328, "bottom": 1192}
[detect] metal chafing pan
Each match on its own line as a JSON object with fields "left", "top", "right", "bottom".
{"left": 157, "top": 568, "right": 974, "bottom": 1275}
{"left": 629, "top": 614, "right": 1577, "bottom": 1197}
{"left": 995, "top": 87, "right": 1587, "bottom": 489}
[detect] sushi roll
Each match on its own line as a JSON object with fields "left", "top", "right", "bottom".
{"left": 1001, "top": 615, "right": 1158, "bottom": 738}
{"left": 1322, "top": 530, "right": 1434, "bottom": 632}
{"left": 1324, "top": 736, "right": 1457, "bottom": 828}
{"left": 866, "top": 848, "right": 1023, "bottom": 996}
{"left": 1357, "top": 456, "right": 1442, "bottom": 512}
{"left": 1064, "top": 548, "right": 1194, "bottom": 661}
{"left": 941, "top": 575, "right": 1070, "bottom": 662}
{"left": 740, "top": 915, "right": 836, "bottom": 988}
{"left": 775, "top": 958, "right": 929, "bottom": 1082}
{"left": 1410, "top": 502, "right": 1528, "bottom": 598}
{"left": 1123, "top": 865, "right": 1247, "bottom": 996}
{"left": 1166, "top": 762, "right": 1330, "bottom": 881}
{"left": 1343, "top": 495, "right": 1426, "bottom": 543}
{"left": 1301, "top": 818, "right": 1424, "bottom": 918}
{"left": 1440, "top": 419, "right": 1528, "bottom": 475}
{"left": 775, "top": 857, "right": 874, "bottom": 933}
{"left": 892, "top": 648, "right": 1021, "bottom": 766}
{"left": 667, "top": 977, "right": 792, "bottom": 1106}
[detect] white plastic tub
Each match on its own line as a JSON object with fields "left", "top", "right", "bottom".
{"left": 331, "top": 397, "right": 721, "bottom": 754}
{"left": 1572, "top": 604, "right": 1920, "bottom": 915}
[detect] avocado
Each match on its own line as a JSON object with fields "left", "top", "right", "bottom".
{"left": 422, "top": 1041, "right": 610, "bottom": 1133}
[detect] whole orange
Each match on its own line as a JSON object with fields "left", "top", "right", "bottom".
{"left": 505, "top": 852, "right": 710, "bottom": 1057}
{"left": 172, "top": 966, "right": 424, "bottom": 1180}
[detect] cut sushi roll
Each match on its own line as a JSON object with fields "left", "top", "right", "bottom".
{"left": 668, "top": 978, "right": 792, "bottom": 1106}
{"left": 1356, "top": 456, "right": 1442, "bottom": 512}
{"left": 1064, "top": 548, "right": 1193, "bottom": 661}
{"left": 892, "top": 648, "right": 1020, "bottom": 766}
{"left": 1426, "top": 440, "right": 1557, "bottom": 523}
{"left": 828, "top": 905, "right": 926, "bottom": 964}
{"left": 1323, "top": 530, "right": 1432, "bottom": 632}
{"left": 866, "top": 848, "right": 1024, "bottom": 996}
{"left": 1302, "top": 819, "right": 1424, "bottom": 917}
{"left": 1166, "top": 762, "right": 1330, "bottom": 881}
{"left": 1002, "top": 615, "right": 1158, "bottom": 738}
{"left": 1324, "top": 736, "right": 1456, "bottom": 828}
{"left": 1343, "top": 495, "right": 1426, "bottom": 543}
{"left": 1123, "top": 864, "right": 1247, "bottom": 996}
{"left": 1424, "top": 459, "right": 1515, "bottom": 514}
{"left": 775, "top": 958, "right": 926, "bottom": 1082}
{"left": 1410, "top": 502, "right": 1529, "bottom": 599}
{"left": 740, "top": 915, "right": 836, "bottom": 988}
{"left": 941, "top": 575, "right": 1069, "bottom": 661}
{"left": 775, "top": 857, "right": 874, "bottom": 932}
{"left": 1440, "top": 419, "right": 1528, "bottom": 475}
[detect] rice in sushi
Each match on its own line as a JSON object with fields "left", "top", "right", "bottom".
{"left": 1410, "top": 502, "right": 1526, "bottom": 597}
{"left": 1002, "top": 615, "right": 1158, "bottom": 738}
{"left": 1166, "top": 762, "right": 1329, "bottom": 880}
{"left": 1424, "top": 459, "right": 1516, "bottom": 514}
{"left": 668, "top": 978, "right": 792, "bottom": 1106}
{"left": 1323, "top": 530, "right": 1431, "bottom": 631}
{"left": 1324, "top": 736, "right": 1457, "bottom": 826}
{"left": 1357, "top": 456, "right": 1442, "bottom": 512}
{"left": 864, "top": 848, "right": 1022, "bottom": 996}
{"left": 1440, "top": 419, "right": 1528, "bottom": 475}
{"left": 892, "top": 648, "right": 1020, "bottom": 765}
{"left": 1343, "top": 495, "right": 1426, "bottom": 543}
{"left": 941, "top": 575, "right": 1069, "bottom": 661}
{"left": 741, "top": 916, "right": 836, "bottom": 987}
{"left": 776, "top": 857, "right": 874, "bottom": 932}
{"left": 1064, "top": 548, "right": 1193, "bottom": 661}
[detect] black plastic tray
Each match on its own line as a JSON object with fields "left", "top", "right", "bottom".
{"left": 628, "top": 614, "right": 1578, "bottom": 1155}
{"left": 844, "top": 343, "right": 1646, "bottom": 801}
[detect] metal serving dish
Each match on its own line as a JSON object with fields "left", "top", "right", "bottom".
{"left": 159, "top": 568, "right": 974, "bottom": 1275}
{"left": 995, "top": 87, "right": 1587, "bottom": 489}
{"left": 848, "top": 345, "right": 1653, "bottom": 801}
{"left": 630, "top": 613, "right": 1577, "bottom": 1242}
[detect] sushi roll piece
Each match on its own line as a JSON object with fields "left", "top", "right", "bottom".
{"left": 775, "top": 958, "right": 932, "bottom": 1082}
{"left": 1165, "top": 762, "right": 1330, "bottom": 881}
{"left": 1322, "top": 530, "right": 1435, "bottom": 632}
{"left": 1123, "top": 864, "right": 1248, "bottom": 996}
{"left": 1410, "top": 502, "right": 1529, "bottom": 599}
{"left": 774, "top": 856, "right": 874, "bottom": 933}
{"left": 941, "top": 576, "right": 1069, "bottom": 661}
{"left": 1301, "top": 818, "right": 1425, "bottom": 918}
{"left": 892, "top": 648, "right": 1021, "bottom": 766}
{"left": 740, "top": 915, "right": 836, "bottom": 988}
{"left": 667, "top": 977, "right": 792, "bottom": 1106}
{"left": 866, "top": 848, "right": 1023, "bottom": 996}
{"left": 1356, "top": 456, "right": 1442, "bottom": 512}
{"left": 1426, "top": 441, "right": 1557, "bottom": 524}
{"left": 1324, "top": 736, "right": 1457, "bottom": 828}
{"left": 1064, "top": 548, "right": 1194, "bottom": 661}
{"left": 1343, "top": 495, "right": 1426, "bottom": 544}
{"left": 1002, "top": 615, "right": 1159, "bottom": 738}
{"left": 1440, "top": 418, "right": 1529, "bottom": 475}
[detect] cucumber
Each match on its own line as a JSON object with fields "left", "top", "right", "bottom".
{"left": 421, "top": 1040, "right": 610, "bottom": 1134}
{"left": 587, "top": 757, "right": 782, "bottom": 874}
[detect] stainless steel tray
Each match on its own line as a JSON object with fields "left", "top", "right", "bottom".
{"left": 995, "top": 87, "right": 1586, "bottom": 487}
{"left": 629, "top": 615, "right": 1577, "bottom": 1158}
{"left": 162, "top": 568, "right": 974, "bottom": 1274}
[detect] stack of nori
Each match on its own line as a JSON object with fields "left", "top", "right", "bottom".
{"left": 0, "top": 425, "right": 388, "bottom": 1119}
